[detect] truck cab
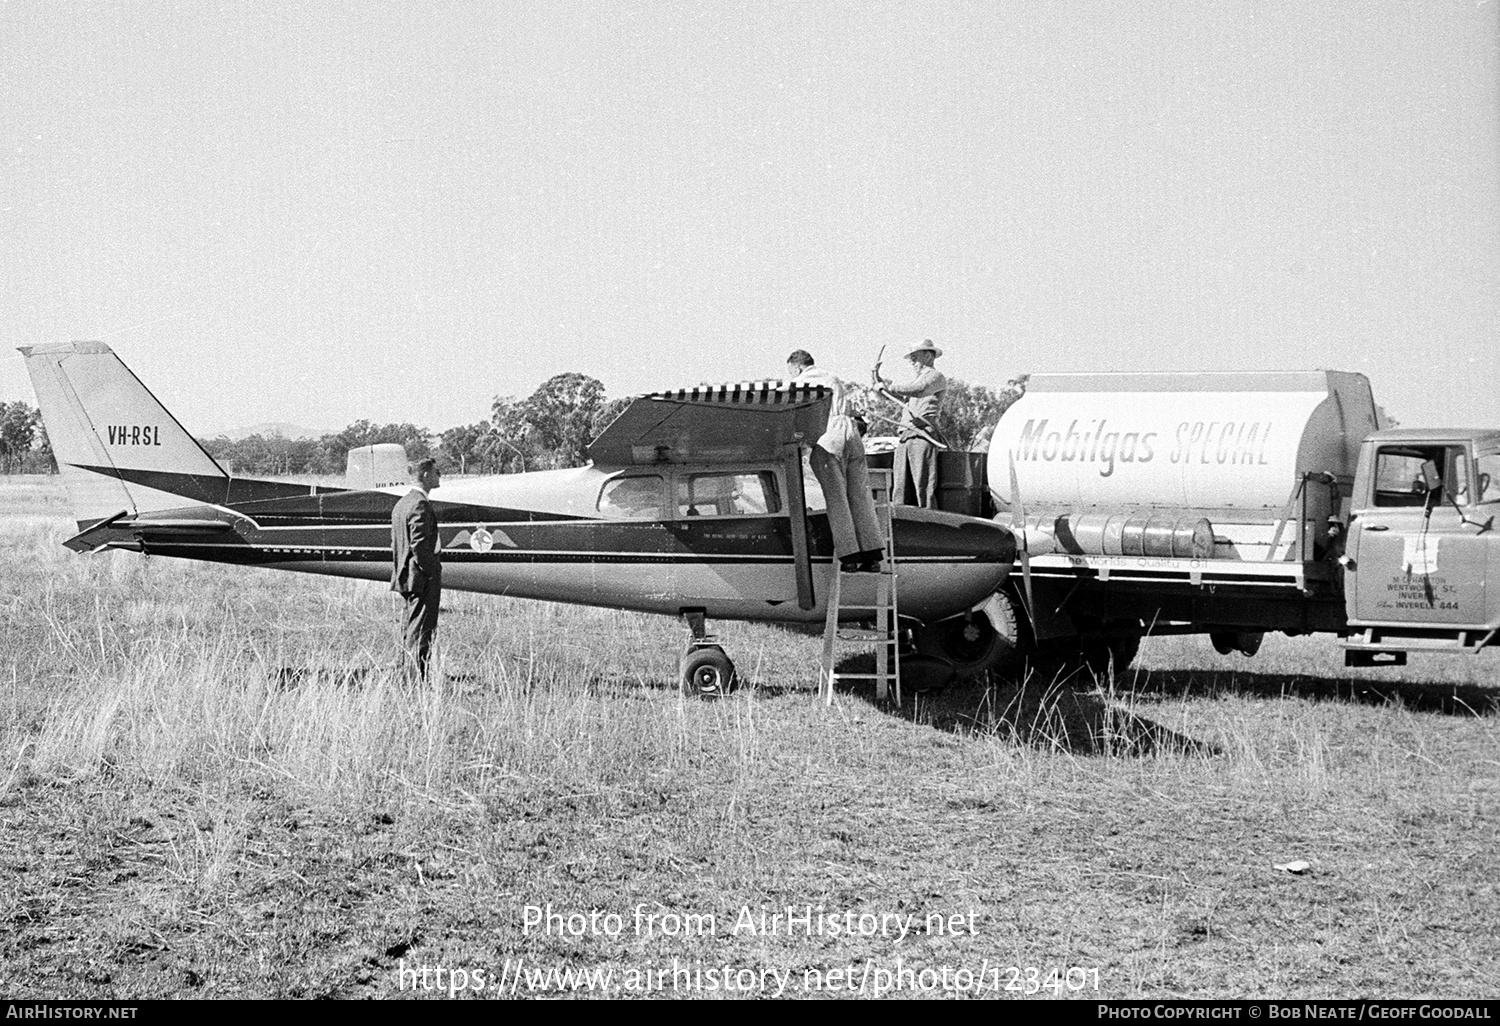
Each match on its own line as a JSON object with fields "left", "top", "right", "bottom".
{"left": 1342, "top": 429, "right": 1500, "bottom": 660}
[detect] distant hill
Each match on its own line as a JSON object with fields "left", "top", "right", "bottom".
{"left": 202, "top": 421, "right": 335, "bottom": 441}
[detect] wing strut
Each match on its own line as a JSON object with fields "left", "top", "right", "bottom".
{"left": 782, "top": 445, "right": 815, "bottom": 611}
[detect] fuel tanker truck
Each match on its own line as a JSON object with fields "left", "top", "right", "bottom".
{"left": 899, "top": 370, "right": 1500, "bottom": 676}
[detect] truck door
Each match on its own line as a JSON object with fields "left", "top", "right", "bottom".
{"left": 1347, "top": 442, "right": 1489, "bottom": 626}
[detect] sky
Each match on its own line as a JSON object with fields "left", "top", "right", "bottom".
{"left": 2, "top": 1, "right": 1496, "bottom": 436}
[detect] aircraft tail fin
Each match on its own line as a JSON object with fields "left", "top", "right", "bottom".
{"left": 18, "top": 342, "right": 230, "bottom": 526}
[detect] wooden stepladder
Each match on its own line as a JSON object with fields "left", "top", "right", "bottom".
{"left": 820, "top": 468, "right": 900, "bottom": 705}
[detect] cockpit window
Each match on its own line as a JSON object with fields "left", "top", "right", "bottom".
{"left": 598, "top": 475, "right": 665, "bottom": 519}
{"left": 676, "top": 472, "right": 781, "bottom": 518}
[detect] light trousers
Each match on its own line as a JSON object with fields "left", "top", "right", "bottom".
{"left": 810, "top": 415, "right": 884, "bottom": 559}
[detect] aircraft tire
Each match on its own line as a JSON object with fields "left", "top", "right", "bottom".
{"left": 914, "top": 591, "right": 1023, "bottom": 679}
{"left": 680, "top": 646, "right": 736, "bottom": 699}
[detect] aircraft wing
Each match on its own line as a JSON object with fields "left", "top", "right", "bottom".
{"left": 587, "top": 381, "right": 832, "bottom": 465}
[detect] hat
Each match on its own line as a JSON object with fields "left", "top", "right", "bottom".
{"left": 902, "top": 338, "right": 943, "bottom": 359}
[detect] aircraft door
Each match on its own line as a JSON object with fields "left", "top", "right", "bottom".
{"left": 1347, "top": 443, "right": 1490, "bottom": 627}
{"left": 592, "top": 473, "right": 676, "bottom": 605}
{"left": 665, "top": 468, "right": 803, "bottom": 609}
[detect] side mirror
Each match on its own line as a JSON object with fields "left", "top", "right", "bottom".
{"left": 1419, "top": 459, "right": 1442, "bottom": 492}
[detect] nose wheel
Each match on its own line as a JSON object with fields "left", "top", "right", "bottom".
{"left": 680, "top": 644, "right": 736, "bottom": 698}
{"left": 678, "top": 609, "right": 737, "bottom": 698}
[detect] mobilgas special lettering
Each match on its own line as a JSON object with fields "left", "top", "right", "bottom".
{"left": 1013, "top": 419, "right": 1157, "bottom": 478}
{"left": 106, "top": 425, "right": 162, "bottom": 446}
{"left": 1169, "top": 420, "right": 1272, "bottom": 467}
{"left": 1013, "top": 418, "right": 1274, "bottom": 477}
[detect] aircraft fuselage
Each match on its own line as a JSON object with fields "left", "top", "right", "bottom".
{"left": 72, "top": 461, "right": 1013, "bottom": 626}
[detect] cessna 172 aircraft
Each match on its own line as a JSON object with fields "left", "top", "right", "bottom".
{"left": 20, "top": 342, "right": 1018, "bottom": 694}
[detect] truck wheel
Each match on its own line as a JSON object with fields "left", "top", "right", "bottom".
{"left": 680, "top": 646, "right": 735, "bottom": 698}
{"left": 1049, "top": 618, "right": 1141, "bottom": 681}
{"left": 1078, "top": 634, "right": 1139, "bottom": 676}
{"left": 898, "top": 654, "right": 958, "bottom": 693}
{"left": 915, "top": 591, "right": 1023, "bottom": 678}
{"left": 1210, "top": 630, "right": 1263, "bottom": 657}
{"left": 1114, "top": 631, "right": 1142, "bottom": 670}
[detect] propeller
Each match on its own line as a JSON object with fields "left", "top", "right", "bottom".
{"left": 1008, "top": 449, "right": 1035, "bottom": 619}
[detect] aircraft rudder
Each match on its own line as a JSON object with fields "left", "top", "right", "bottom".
{"left": 19, "top": 341, "right": 229, "bottom": 523}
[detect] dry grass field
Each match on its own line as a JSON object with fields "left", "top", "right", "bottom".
{"left": 1, "top": 474, "right": 1496, "bottom": 999}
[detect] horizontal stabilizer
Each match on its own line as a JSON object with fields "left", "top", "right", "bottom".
{"left": 63, "top": 511, "right": 238, "bottom": 552}
{"left": 121, "top": 518, "right": 237, "bottom": 532}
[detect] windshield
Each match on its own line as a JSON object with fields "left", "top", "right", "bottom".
{"left": 1372, "top": 445, "right": 1468, "bottom": 508}
{"left": 598, "top": 475, "right": 665, "bottom": 519}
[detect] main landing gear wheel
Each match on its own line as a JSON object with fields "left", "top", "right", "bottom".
{"left": 915, "top": 591, "right": 1024, "bottom": 678}
{"left": 680, "top": 646, "right": 736, "bottom": 699}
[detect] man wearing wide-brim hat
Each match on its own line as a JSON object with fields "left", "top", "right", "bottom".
{"left": 876, "top": 339, "right": 948, "bottom": 509}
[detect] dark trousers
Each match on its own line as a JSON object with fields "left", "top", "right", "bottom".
{"left": 896, "top": 437, "right": 940, "bottom": 508}
{"left": 401, "top": 576, "right": 441, "bottom": 679}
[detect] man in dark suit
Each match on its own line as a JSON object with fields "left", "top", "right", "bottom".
{"left": 391, "top": 457, "right": 442, "bottom": 679}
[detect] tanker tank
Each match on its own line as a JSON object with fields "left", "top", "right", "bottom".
{"left": 987, "top": 371, "right": 1380, "bottom": 562}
